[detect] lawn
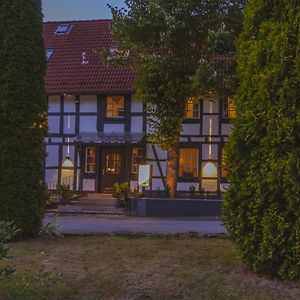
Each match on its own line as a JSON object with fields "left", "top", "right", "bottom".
{"left": 0, "top": 235, "right": 299, "bottom": 300}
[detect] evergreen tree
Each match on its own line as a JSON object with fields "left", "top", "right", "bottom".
{"left": 0, "top": 0, "right": 47, "bottom": 236}
{"left": 223, "top": 0, "right": 300, "bottom": 279}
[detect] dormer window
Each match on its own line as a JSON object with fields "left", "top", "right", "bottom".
{"left": 55, "top": 24, "right": 71, "bottom": 35}
{"left": 45, "top": 49, "right": 54, "bottom": 61}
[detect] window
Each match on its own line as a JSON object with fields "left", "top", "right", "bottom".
{"left": 108, "top": 46, "right": 130, "bottom": 61}
{"left": 55, "top": 24, "right": 71, "bottom": 34}
{"left": 85, "top": 147, "right": 96, "bottom": 173}
{"left": 221, "top": 148, "right": 228, "bottom": 178}
{"left": 46, "top": 49, "right": 54, "bottom": 61}
{"left": 185, "top": 98, "right": 200, "bottom": 119}
{"left": 179, "top": 148, "right": 199, "bottom": 179}
{"left": 132, "top": 148, "right": 143, "bottom": 174}
{"left": 223, "top": 98, "right": 236, "bottom": 119}
{"left": 106, "top": 96, "right": 125, "bottom": 118}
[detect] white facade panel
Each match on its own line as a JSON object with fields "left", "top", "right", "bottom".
{"left": 202, "top": 96, "right": 219, "bottom": 114}
{"left": 83, "top": 179, "right": 95, "bottom": 191}
{"left": 45, "top": 169, "right": 58, "bottom": 187}
{"left": 146, "top": 144, "right": 167, "bottom": 160}
{"left": 221, "top": 123, "right": 232, "bottom": 136}
{"left": 181, "top": 124, "right": 200, "bottom": 136}
{"left": 48, "top": 95, "right": 60, "bottom": 112}
{"left": 63, "top": 115, "right": 76, "bottom": 134}
{"left": 104, "top": 124, "right": 124, "bottom": 132}
{"left": 48, "top": 116, "right": 60, "bottom": 134}
{"left": 80, "top": 95, "right": 97, "bottom": 112}
{"left": 131, "top": 116, "right": 144, "bottom": 132}
{"left": 202, "top": 115, "right": 219, "bottom": 136}
{"left": 79, "top": 116, "right": 97, "bottom": 133}
{"left": 64, "top": 95, "right": 76, "bottom": 112}
{"left": 177, "top": 182, "right": 199, "bottom": 192}
{"left": 131, "top": 96, "right": 143, "bottom": 113}
{"left": 150, "top": 178, "right": 164, "bottom": 190}
{"left": 46, "top": 145, "right": 59, "bottom": 167}
{"left": 202, "top": 144, "right": 219, "bottom": 160}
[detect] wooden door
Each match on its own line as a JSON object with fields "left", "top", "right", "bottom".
{"left": 101, "top": 148, "right": 125, "bottom": 193}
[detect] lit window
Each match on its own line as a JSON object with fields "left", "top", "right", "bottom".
{"left": 221, "top": 148, "right": 228, "bottom": 178}
{"left": 46, "top": 49, "right": 54, "bottom": 61}
{"left": 185, "top": 98, "right": 200, "bottom": 119}
{"left": 179, "top": 148, "right": 199, "bottom": 178}
{"left": 55, "top": 24, "right": 71, "bottom": 34}
{"left": 223, "top": 98, "right": 236, "bottom": 119}
{"left": 85, "top": 147, "right": 96, "bottom": 173}
{"left": 106, "top": 96, "right": 124, "bottom": 118}
{"left": 132, "top": 148, "right": 143, "bottom": 174}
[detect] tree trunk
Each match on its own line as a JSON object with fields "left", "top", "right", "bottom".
{"left": 166, "top": 145, "right": 179, "bottom": 198}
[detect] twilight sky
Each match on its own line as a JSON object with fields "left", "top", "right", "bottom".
{"left": 42, "top": 0, "right": 125, "bottom": 21}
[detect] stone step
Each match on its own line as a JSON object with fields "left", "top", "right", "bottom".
{"left": 69, "top": 200, "right": 117, "bottom": 206}
{"left": 58, "top": 205, "right": 126, "bottom": 215}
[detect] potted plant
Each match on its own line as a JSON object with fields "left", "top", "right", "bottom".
{"left": 56, "top": 184, "right": 74, "bottom": 205}
{"left": 112, "top": 182, "right": 129, "bottom": 208}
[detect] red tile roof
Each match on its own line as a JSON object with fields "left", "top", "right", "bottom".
{"left": 43, "top": 20, "right": 137, "bottom": 95}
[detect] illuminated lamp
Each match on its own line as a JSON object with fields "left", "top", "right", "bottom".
{"left": 62, "top": 156, "right": 74, "bottom": 168}
{"left": 202, "top": 161, "right": 217, "bottom": 178}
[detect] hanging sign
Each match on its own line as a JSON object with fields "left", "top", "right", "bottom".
{"left": 138, "top": 165, "right": 152, "bottom": 187}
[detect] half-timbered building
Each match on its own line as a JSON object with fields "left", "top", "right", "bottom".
{"left": 44, "top": 20, "right": 234, "bottom": 194}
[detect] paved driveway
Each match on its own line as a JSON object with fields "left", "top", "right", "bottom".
{"left": 44, "top": 213, "right": 226, "bottom": 235}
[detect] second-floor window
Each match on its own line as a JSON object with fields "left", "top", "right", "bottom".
{"left": 223, "top": 98, "right": 236, "bottom": 119}
{"left": 106, "top": 96, "right": 124, "bottom": 118}
{"left": 185, "top": 98, "right": 200, "bottom": 119}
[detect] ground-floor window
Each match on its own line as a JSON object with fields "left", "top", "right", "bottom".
{"left": 85, "top": 147, "right": 96, "bottom": 173}
{"left": 179, "top": 148, "right": 199, "bottom": 179}
{"left": 132, "top": 148, "right": 143, "bottom": 174}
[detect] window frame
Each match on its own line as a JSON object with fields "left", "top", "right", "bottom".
{"left": 46, "top": 49, "right": 54, "bottom": 62}
{"left": 105, "top": 96, "right": 125, "bottom": 119}
{"left": 178, "top": 148, "right": 199, "bottom": 180}
{"left": 184, "top": 98, "right": 200, "bottom": 120}
{"left": 131, "top": 148, "right": 143, "bottom": 174}
{"left": 222, "top": 98, "right": 236, "bottom": 121}
{"left": 55, "top": 24, "right": 71, "bottom": 35}
{"left": 85, "top": 147, "right": 96, "bottom": 174}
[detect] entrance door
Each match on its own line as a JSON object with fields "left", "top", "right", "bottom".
{"left": 101, "top": 148, "right": 125, "bottom": 192}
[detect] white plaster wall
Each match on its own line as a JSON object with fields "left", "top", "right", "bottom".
{"left": 202, "top": 96, "right": 219, "bottom": 114}
{"left": 62, "top": 146, "right": 75, "bottom": 161}
{"left": 48, "top": 116, "right": 60, "bottom": 134}
{"left": 46, "top": 145, "right": 59, "bottom": 167}
{"left": 131, "top": 116, "right": 144, "bottom": 132}
{"left": 202, "top": 115, "right": 219, "bottom": 136}
{"left": 202, "top": 179, "right": 218, "bottom": 192}
{"left": 80, "top": 95, "right": 97, "bottom": 112}
{"left": 45, "top": 169, "right": 59, "bottom": 189}
{"left": 146, "top": 144, "right": 167, "bottom": 160}
{"left": 64, "top": 95, "right": 76, "bottom": 112}
{"left": 150, "top": 178, "right": 164, "bottom": 190}
{"left": 79, "top": 116, "right": 97, "bottom": 133}
{"left": 152, "top": 161, "right": 167, "bottom": 177}
{"left": 48, "top": 96, "right": 60, "bottom": 112}
{"left": 130, "top": 180, "right": 138, "bottom": 191}
{"left": 177, "top": 182, "right": 199, "bottom": 192}
{"left": 181, "top": 124, "right": 200, "bottom": 136}
{"left": 221, "top": 123, "right": 232, "bottom": 136}
{"left": 131, "top": 96, "right": 143, "bottom": 113}
{"left": 202, "top": 144, "right": 219, "bottom": 160}
{"left": 63, "top": 115, "right": 75, "bottom": 134}
{"left": 50, "top": 138, "right": 63, "bottom": 143}
{"left": 104, "top": 124, "right": 124, "bottom": 132}
{"left": 83, "top": 179, "right": 95, "bottom": 191}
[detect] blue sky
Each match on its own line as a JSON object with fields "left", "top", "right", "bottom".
{"left": 42, "top": 0, "right": 125, "bottom": 21}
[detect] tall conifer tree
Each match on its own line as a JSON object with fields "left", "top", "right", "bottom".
{"left": 0, "top": 0, "right": 47, "bottom": 235}
{"left": 223, "top": 0, "right": 300, "bottom": 279}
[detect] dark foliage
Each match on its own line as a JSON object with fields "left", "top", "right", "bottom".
{"left": 0, "top": 0, "right": 47, "bottom": 236}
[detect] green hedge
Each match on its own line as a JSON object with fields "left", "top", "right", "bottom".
{"left": 0, "top": 0, "right": 47, "bottom": 236}
{"left": 223, "top": 0, "right": 300, "bottom": 280}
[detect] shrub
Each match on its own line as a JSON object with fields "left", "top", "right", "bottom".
{"left": 57, "top": 184, "right": 74, "bottom": 200}
{"left": 223, "top": 1, "right": 300, "bottom": 280}
{"left": 39, "top": 214, "right": 63, "bottom": 238}
{"left": 0, "top": 221, "right": 19, "bottom": 277}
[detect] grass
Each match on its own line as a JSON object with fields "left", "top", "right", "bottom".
{"left": 0, "top": 234, "right": 300, "bottom": 300}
